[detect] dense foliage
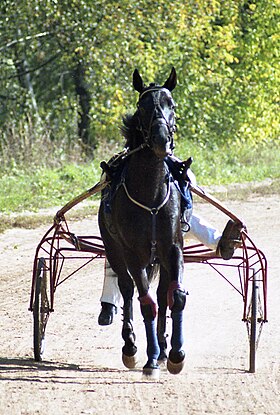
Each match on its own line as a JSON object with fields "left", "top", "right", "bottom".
{"left": 0, "top": 0, "right": 279, "bottom": 166}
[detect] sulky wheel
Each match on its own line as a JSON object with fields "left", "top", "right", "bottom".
{"left": 33, "top": 257, "right": 50, "bottom": 362}
{"left": 248, "top": 272, "right": 258, "bottom": 373}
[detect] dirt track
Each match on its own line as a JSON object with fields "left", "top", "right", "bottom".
{"left": 0, "top": 195, "right": 279, "bottom": 415}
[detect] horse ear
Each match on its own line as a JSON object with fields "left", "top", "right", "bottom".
{"left": 133, "top": 69, "right": 145, "bottom": 93}
{"left": 163, "top": 67, "right": 177, "bottom": 91}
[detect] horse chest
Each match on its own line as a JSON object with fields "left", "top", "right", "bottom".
{"left": 112, "top": 186, "right": 181, "bottom": 265}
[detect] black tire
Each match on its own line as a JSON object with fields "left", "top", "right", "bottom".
{"left": 249, "top": 272, "right": 258, "bottom": 373}
{"left": 33, "top": 257, "right": 50, "bottom": 361}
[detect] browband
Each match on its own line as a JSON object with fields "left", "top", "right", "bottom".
{"left": 139, "top": 87, "right": 172, "bottom": 100}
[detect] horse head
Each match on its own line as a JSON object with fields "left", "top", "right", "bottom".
{"left": 133, "top": 68, "right": 177, "bottom": 159}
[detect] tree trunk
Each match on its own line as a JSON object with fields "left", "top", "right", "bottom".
{"left": 14, "top": 29, "right": 41, "bottom": 126}
{"left": 73, "top": 57, "right": 95, "bottom": 157}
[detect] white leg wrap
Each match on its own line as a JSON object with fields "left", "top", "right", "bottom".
{"left": 100, "top": 259, "right": 122, "bottom": 307}
{"left": 189, "top": 214, "right": 222, "bottom": 250}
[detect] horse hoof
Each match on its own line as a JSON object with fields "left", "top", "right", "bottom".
{"left": 143, "top": 360, "right": 160, "bottom": 379}
{"left": 167, "top": 349, "right": 185, "bottom": 374}
{"left": 167, "top": 358, "right": 184, "bottom": 374}
{"left": 122, "top": 353, "right": 137, "bottom": 369}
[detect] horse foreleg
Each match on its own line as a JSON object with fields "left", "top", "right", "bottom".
{"left": 167, "top": 281, "right": 186, "bottom": 374}
{"left": 139, "top": 293, "right": 160, "bottom": 376}
{"left": 156, "top": 268, "right": 168, "bottom": 362}
{"left": 157, "top": 311, "right": 167, "bottom": 362}
{"left": 125, "top": 258, "right": 160, "bottom": 376}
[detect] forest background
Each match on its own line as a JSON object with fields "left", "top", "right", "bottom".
{"left": 0, "top": 0, "right": 279, "bottom": 220}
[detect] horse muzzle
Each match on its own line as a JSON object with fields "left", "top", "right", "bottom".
{"left": 150, "top": 120, "right": 173, "bottom": 158}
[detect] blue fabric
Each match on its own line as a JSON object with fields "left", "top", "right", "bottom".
{"left": 164, "top": 157, "right": 193, "bottom": 211}
{"left": 144, "top": 320, "right": 160, "bottom": 361}
{"left": 173, "top": 180, "right": 193, "bottom": 210}
{"left": 102, "top": 163, "right": 127, "bottom": 213}
{"left": 170, "top": 311, "right": 184, "bottom": 351}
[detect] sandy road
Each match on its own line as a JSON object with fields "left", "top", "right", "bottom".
{"left": 0, "top": 194, "right": 279, "bottom": 414}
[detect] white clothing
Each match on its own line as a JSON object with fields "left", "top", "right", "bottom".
{"left": 100, "top": 259, "right": 122, "bottom": 306}
{"left": 188, "top": 214, "right": 221, "bottom": 250}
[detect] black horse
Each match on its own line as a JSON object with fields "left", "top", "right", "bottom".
{"left": 98, "top": 68, "right": 186, "bottom": 377}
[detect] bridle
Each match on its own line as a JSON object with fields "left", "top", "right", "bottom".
{"left": 136, "top": 87, "right": 176, "bottom": 151}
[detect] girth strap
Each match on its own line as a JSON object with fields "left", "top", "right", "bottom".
{"left": 150, "top": 210, "right": 158, "bottom": 265}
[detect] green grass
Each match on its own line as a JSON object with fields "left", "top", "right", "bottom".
{"left": 0, "top": 162, "right": 101, "bottom": 213}
{"left": 176, "top": 139, "right": 280, "bottom": 185}
{"left": 0, "top": 140, "right": 279, "bottom": 233}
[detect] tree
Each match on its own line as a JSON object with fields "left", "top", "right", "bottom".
{"left": 0, "top": 0, "right": 279, "bottom": 166}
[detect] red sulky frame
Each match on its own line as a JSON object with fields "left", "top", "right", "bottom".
{"left": 29, "top": 181, "right": 268, "bottom": 372}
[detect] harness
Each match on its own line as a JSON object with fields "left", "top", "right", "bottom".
{"left": 121, "top": 171, "right": 171, "bottom": 265}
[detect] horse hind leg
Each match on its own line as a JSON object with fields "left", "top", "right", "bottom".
{"left": 116, "top": 267, "right": 138, "bottom": 369}
{"left": 156, "top": 267, "right": 169, "bottom": 362}
{"left": 121, "top": 298, "right": 138, "bottom": 369}
{"left": 103, "top": 245, "right": 138, "bottom": 369}
{"left": 157, "top": 312, "right": 167, "bottom": 362}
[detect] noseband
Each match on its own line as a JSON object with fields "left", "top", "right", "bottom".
{"left": 137, "top": 88, "right": 176, "bottom": 150}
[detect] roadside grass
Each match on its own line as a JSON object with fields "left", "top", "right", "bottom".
{"left": 0, "top": 162, "right": 101, "bottom": 213}
{"left": 176, "top": 139, "right": 280, "bottom": 186}
{"left": 1, "top": 140, "right": 279, "bottom": 234}
{"left": 0, "top": 202, "right": 100, "bottom": 234}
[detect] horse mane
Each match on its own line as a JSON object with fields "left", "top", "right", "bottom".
{"left": 120, "top": 112, "right": 142, "bottom": 149}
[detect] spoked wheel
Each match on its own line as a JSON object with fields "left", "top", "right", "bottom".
{"left": 247, "top": 271, "right": 258, "bottom": 373}
{"left": 33, "top": 257, "right": 50, "bottom": 361}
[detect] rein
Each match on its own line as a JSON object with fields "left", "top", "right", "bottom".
{"left": 108, "top": 143, "right": 148, "bottom": 168}
{"left": 121, "top": 174, "right": 171, "bottom": 265}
